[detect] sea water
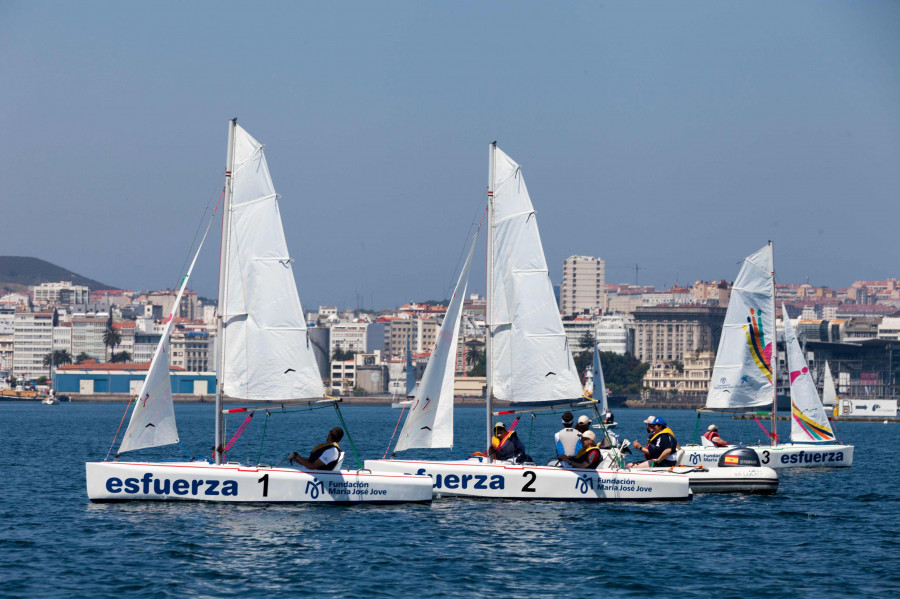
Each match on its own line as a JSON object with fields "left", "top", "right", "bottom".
{"left": 1, "top": 403, "right": 897, "bottom": 598}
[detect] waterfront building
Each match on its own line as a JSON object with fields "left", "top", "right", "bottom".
{"left": 642, "top": 286, "right": 692, "bottom": 306}
{"left": 330, "top": 322, "right": 368, "bottom": 357}
{"left": 632, "top": 305, "right": 727, "bottom": 364}
{"left": 330, "top": 350, "right": 385, "bottom": 395}
{"left": 605, "top": 284, "right": 646, "bottom": 314}
{"left": 383, "top": 317, "right": 440, "bottom": 360}
{"left": 146, "top": 290, "right": 199, "bottom": 321}
{"left": 56, "top": 360, "right": 214, "bottom": 397}
{"left": 596, "top": 313, "right": 634, "bottom": 355}
{"left": 690, "top": 280, "right": 731, "bottom": 306}
{"left": 562, "top": 317, "right": 598, "bottom": 354}
{"left": 170, "top": 326, "right": 211, "bottom": 372}
{"left": 71, "top": 315, "right": 109, "bottom": 361}
{"left": 12, "top": 310, "right": 56, "bottom": 379}
{"left": 31, "top": 281, "right": 89, "bottom": 307}
{"left": 560, "top": 255, "right": 605, "bottom": 316}
{"left": 642, "top": 350, "right": 715, "bottom": 397}
{"left": 878, "top": 317, "right": 900, "bottom": 341}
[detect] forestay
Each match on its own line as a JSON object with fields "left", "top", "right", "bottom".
{"left": 395, "top": 234, "right": 477, "bottom": 451}
{"left": 490, "top": 147, "right": 583, "bottom": 404}
{"left": 221, "top": 125, "right": 324, "bottom": 401}
{"left": 783, "top": 305, "right": 835, "bottom": 442}
{"left": 706, "top": 244, "right": 775, "bottom": 410}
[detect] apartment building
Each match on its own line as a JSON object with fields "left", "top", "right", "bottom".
{"left": 632, "top": 305, "right": 727, "bottom": 363}
{"left": 560, "top": 255, "right": 605, "bottom": 316}
{"left": 330, "top": 322, "right": 368, "bottom": 356}
{"left": 12, "top": 310, "right": 56, "bottom": 379}
{"left": 384, "top": 317, "right": 440, "bottom": 360}
{"left": 31, "top": 281, "right": 89, "bottom": 307}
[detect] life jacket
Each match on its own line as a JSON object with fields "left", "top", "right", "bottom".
{"left": 573, "top": 443, "right": 601, "bottom": 468}
{"left": 492, "top": 429, "right": 514, "bottom": 451}
{"left": 703, "top": 430, "right": 726, "bottom": 446}
{"left": 308, "top": 442, "right": 341, "bottom": 470}
{"left": 648, "top": 427, "right": 677, "bottom": 463}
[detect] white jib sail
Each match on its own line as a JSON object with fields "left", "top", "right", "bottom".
{"left": 705, "top": 244, "right": 775, "bottom": 409}
{"left": 490, "top": 147, "right": 583, "bottom": 404}
{"left": 395, "top": 234, "right": 477, "bottom": 451}
{"left": 118, "top": 218, "right": 214, "bottom": 453}
{"left": 221, "top": 125, "right": 324, "bottom": 400}
{"left": 784, "top": 305, "right": 835, "bottom": 442}
{"left": 822, "top": 361, "right": 838, "bottom": 406}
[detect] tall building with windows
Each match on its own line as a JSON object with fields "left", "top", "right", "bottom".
{"left": 560, "top": 255, "right": 605, "bottom": 316}
{"left": 13, "top": 310, "right": 56, "bottom": 379}
{"left": 633, "top": 305, "right": 727, "bottom": 364}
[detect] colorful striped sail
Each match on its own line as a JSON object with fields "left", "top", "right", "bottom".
{"left": 705, "top": 244, "right": 775, "bottom": 410}
{"left": 783, "top": 303, "right": 835, "bottom": 443}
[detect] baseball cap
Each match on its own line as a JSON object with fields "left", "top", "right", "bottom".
{"left": 581, "top": 430, "right": 596, "bottom": 441}
{"left": 651, "top": 417, "right": 667, "bottom": 426}
{"left": 643, "top": 415, "right": 656, "bottom": 424}
{"left": 577, "top": 415, "right": 591, "bottom": 425}
{"left": 708, "top": 424, "right": 718, "bottom": 431}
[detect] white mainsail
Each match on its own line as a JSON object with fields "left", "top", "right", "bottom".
{"left": 395, "top": 235, "right": 477, "bottom": 451}
{"left": 489, "top": 146, "right": 583, "bottom": 404}
{"left": 119, "top": 226, "right": 213, "bottom": 453}
{"left": 822, "top": 361, "right": 838, "bottom": 406}
{"left": 221, "top": 125, "right": 324, "bottom": 401}
{"left": 705, "top": 244, "right": 775, "bottom": 410}
{"left": 783, "top": 305, "right": 835, "bottom": 442}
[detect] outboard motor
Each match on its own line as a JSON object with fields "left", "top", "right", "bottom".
{"left": 718, "top": 447, "right": 760, "bottom": 467}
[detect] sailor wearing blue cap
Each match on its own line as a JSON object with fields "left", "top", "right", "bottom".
{"left": 630, "top": 416, "right": 678, "bottom": 468}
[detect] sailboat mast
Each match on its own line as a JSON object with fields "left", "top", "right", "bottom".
{"left": 214, "top": 118, "right": 237, "bottom": 465}
{"left": 485, "top": 142, "right": 496, "bottom": 460}
{"left": 770, "top": 240, "right": 777, "bottom": 446}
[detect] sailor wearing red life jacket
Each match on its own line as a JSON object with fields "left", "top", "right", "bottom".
{"left": 703, "top": 424, "right": 729, "bottom": 447}
{"left": 569, "top": 430, "right": 602, "bottom": 469}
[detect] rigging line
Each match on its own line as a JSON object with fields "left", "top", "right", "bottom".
{"left": 442, "top": 198, "right": 488, "bottom": 301}
{"left": 383, "top": 401, "right": 408, "bottom": 459}
{"left": 256, "top": 411, "right": 271, "bottom": 466}
{"left": 333, "top": 403, "right": 362, "bottom": 469}
{"left": 180, "top": 185, "right": 226, "bottom": 281}
{"left": 105, "top": 393, "right": 137, "bottom": 461}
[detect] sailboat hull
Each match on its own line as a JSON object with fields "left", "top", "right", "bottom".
{"left": 86, "top": 461, "right": 433, "bottom": 504}
{"left": 678, "top": 444, "right": 854, "bottom": 469}
{"left": 364, "top": 458, "right": 692, "bottom": 501}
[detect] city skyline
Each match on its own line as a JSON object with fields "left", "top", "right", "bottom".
{"left": 2, "top": 2, "right": 899, "bottom": 309}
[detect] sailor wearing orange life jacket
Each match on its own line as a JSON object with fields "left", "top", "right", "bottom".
{"left": 703, "top": 424, "right": 729, "bottom": 447}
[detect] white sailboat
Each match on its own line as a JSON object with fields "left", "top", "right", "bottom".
{"left": 589, "top": 343, "right": 616, "bottom": 429}
{"left": 677, "top": 243, "right": 853, "bottom": 469}
{"left": 86, "top": 119, "right": 432, "bottom": 504}
{"left": 366, "top": 143, "right": 691, "bottom": 501}
{"left": 821, "top": 361, "right": 838, "bottom": 407}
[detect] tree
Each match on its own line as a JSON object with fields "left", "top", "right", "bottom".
{"left": 75, "top": 352, "right": 93, "bottom": 364}
{"left": 578, "top": 331, "right": 596, "bottom": 352}
{"left": 110, "top": 351, "right": 133, "bottom": 363}
{"left": 332, "top": 349, "right": 356, "bottom": 362}
{"left": 42, "top": 349, "right": 73, "bottom": 368}
{"left": 103, "top": 325, "right": 122, "bottom": 362}
{"left": 462, "top": 339, "right": 486, "bottom": 377}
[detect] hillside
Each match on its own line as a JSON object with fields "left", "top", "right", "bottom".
{"left": 0, "top": 256, "right": 114, "bottom": 293}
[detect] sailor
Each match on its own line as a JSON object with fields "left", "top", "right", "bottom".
{"left": 575, "top": 414, "right": 592, "bottom": 434}
{"left": 569, "top": 430, "right": 602, "bottom": 469}
{"left": 602, "top": 409, "right": 614, "bottom": 424}
{"left": 555, "top": 412, "right": 580, "bottom": 464}
{"left": 288, "top": 427, "right": 344, "bottom": 471}
{"left": 491, "top": 422, "right": 529, "bottom": 464}
{"left": 630, "top": 417, "right": 678, "bottom": 468}
{"left": 703, "top": 424, "right": 729, "bottom": 447}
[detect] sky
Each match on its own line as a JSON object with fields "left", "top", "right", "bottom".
{"left": 2, "top": 1, "right": 899, "bottom": 310}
